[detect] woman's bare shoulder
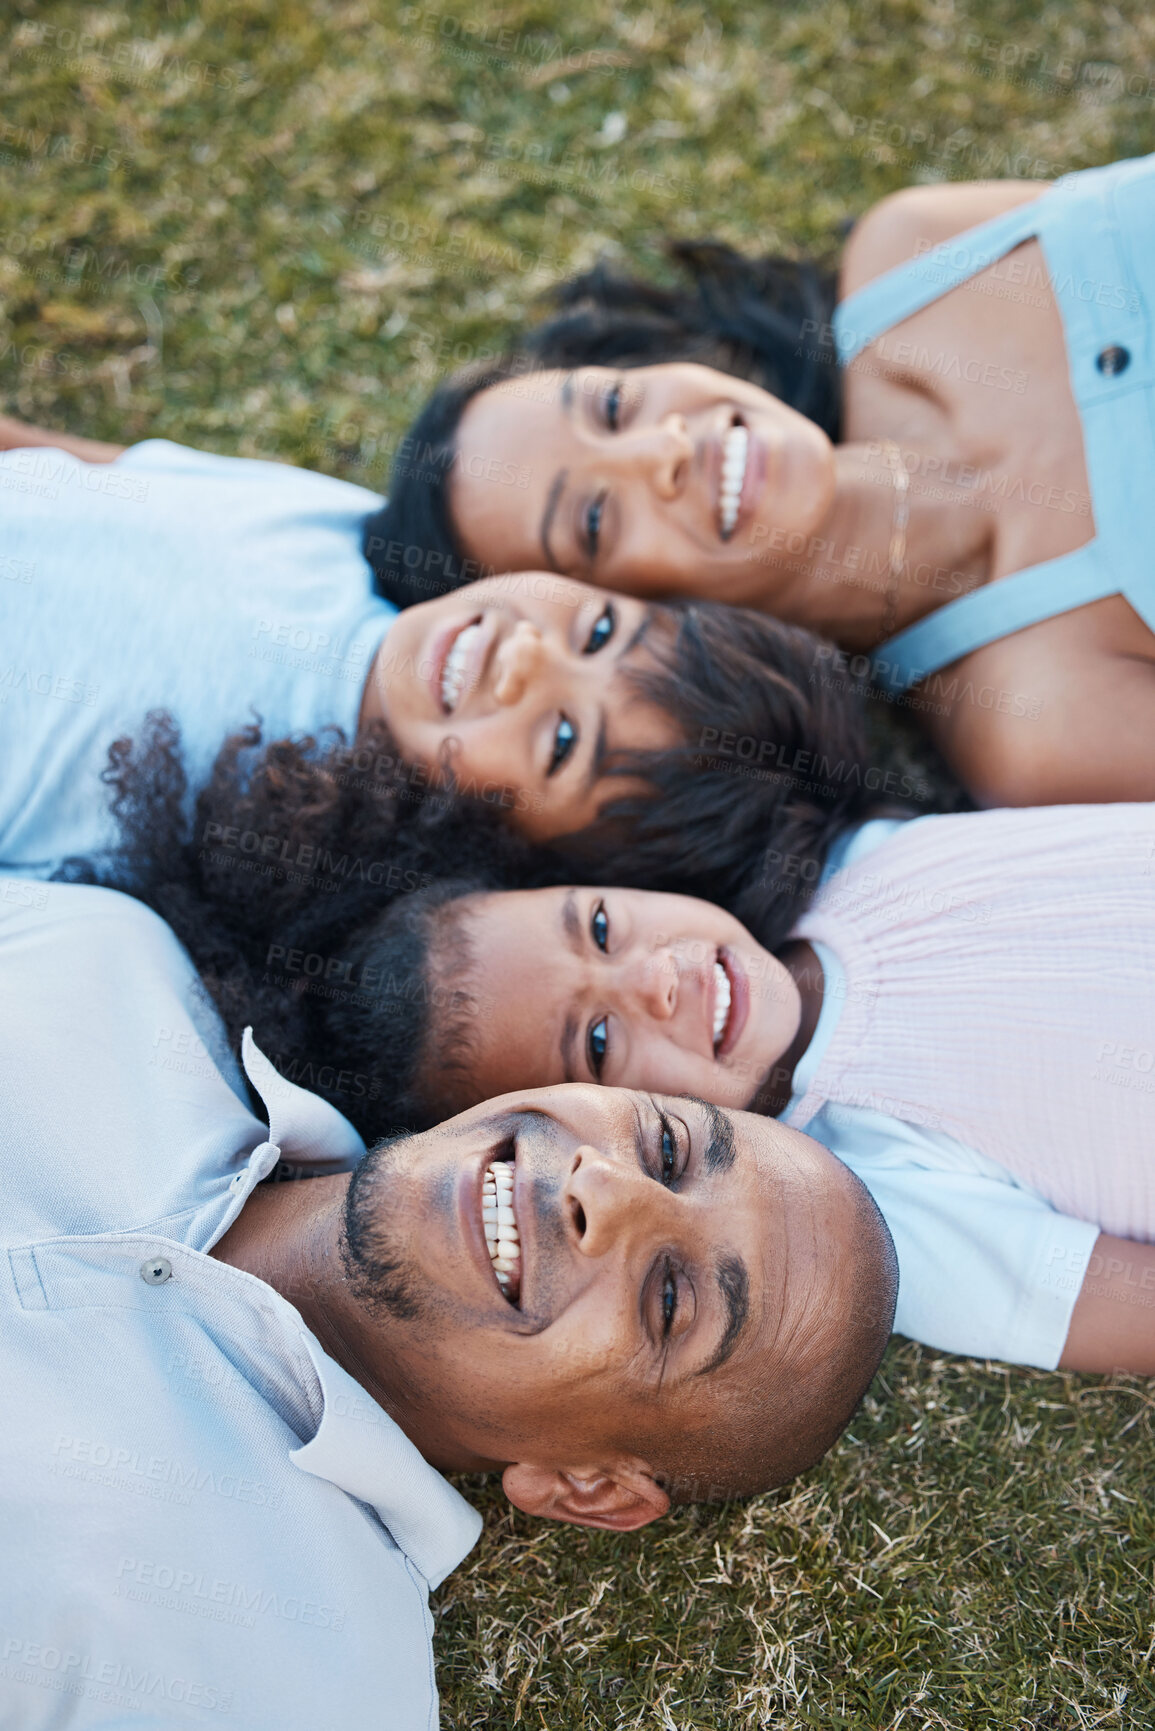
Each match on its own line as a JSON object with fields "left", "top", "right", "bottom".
{"left": 839, "top": 179, "right": 1052, "bottom": 302}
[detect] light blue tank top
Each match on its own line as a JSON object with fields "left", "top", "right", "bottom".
{"left": 833, "top": 153, "right": 1155, "bottom": 695}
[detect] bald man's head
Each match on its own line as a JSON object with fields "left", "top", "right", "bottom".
{"left": 326, "top": 1085, "right": 897, "bottom": 1528}
{"left": 644, "top": 1159, "right": 898, "bottom": 1503}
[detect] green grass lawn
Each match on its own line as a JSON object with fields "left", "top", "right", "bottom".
{"left": 4, "top": 0, "right": 1154, "bottom": 1722}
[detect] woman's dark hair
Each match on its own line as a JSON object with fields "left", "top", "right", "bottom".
{"left": 363, "top": 241, "right": 841, "bottom": 608}
{"left": 64, "top": 712, "right": 553, "bottom": 1142}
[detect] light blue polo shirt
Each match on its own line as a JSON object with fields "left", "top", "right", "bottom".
{"left": 0, "top": 439, "right": 394, "bottom": 874}
{"left": 0, "top": 877, "right": 480, "bottom": 1730}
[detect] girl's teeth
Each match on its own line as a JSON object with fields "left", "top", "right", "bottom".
{"left": 719, "top": 424, "right": 748, "bottom": 538}
{"left": 712, "top": 959, "right": 732, "bottom": 1048}
{"left": 439, "top": 620, "right": 483, "bottom": 711}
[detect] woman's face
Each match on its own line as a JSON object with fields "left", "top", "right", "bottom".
{"left": 450, "top": 886, "right": 802, "bottom": 1113}
{"left": 370, "top": 573, "right": 677, "bottom": 841}
{"left": 450, "top": 363, "right": 836, "bottom": 602}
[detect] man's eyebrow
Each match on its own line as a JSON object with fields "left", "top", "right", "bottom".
{"left": 540, "top": 467, "right": 568, "bottom": 572}
{"left": 632, "top": 1097, "right": 646, "bottom": 1171}
{"left": 686, "top": 1097, "right": 736, "bottom": 1173}
{"left": 696, "top": 1252, "right": 749, "bottom": 1377}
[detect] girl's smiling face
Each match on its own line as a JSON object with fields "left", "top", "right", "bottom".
{"left": 448, "top": 363, "right": 836, "bottom": 604}
{"left": 365, "top": 573, "right": 678, "bottom": 840}
{"left": 445, "top": 885, "right": 803, "bottom": 1113}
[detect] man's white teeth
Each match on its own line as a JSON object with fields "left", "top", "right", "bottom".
{"left": 482, "top": 1159, "right": 519, "bottom": 1296}
{"left": 439, "top": 620, "right": 482, "bottom": 712}
{"left": 719, "top": 423, "right": 748, "bottom": 539}
{"left": 712, "top": 958, "right": 732, "bottom": 1049}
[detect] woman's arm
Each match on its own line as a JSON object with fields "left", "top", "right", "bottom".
{"left": 936, "top": 637, "right": 1155, "bottom": 805}
{"left": 1059, "top": 1233, "right": 1155, "bottom": 1374}
{"left": 0, "top": 413, "right": 123, "bottom": 463}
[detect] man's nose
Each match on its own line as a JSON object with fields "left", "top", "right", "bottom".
{"left": 492, "top": 619, "right": 544, "bottom": 707}
{"left": 618, "top": 415, "right": 693, "bottom": 500}
{"left": 564, "top": 1145, "right": 661, "bottom": 1260}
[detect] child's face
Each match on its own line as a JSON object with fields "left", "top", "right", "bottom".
{"left": 450, "top": 886, "right": 802, "bottom": 1113}
{"left": 368, "top": 574, "right": 677, "bottom": 840}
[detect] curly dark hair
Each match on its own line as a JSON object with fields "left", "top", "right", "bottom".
{"left": 69, "top": 598, "right": 874, "bottom": 1138}
{"left": 61, "top": 711, "right": 555, "bottom": 1141}
{"left": 363, "top": 240, "right": 841, "bottom": 609}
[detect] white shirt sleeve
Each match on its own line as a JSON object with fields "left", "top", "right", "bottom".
{"left": 806, "top": 1103, "right": 1099, "bottom": 1368}
{"left": 112, "top": 437, "right": 383, "bottom": 510}
{"left": 0, "top": 437, "right": 393, "bottom": 875}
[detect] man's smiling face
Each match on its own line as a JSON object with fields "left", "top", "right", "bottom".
{"left": 340, "top": 1083, "right": 888, "bottom": 1502}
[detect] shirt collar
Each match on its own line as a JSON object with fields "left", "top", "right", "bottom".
{"left": 242, "top": 1028, "right": 366, "bottom": 1173}
{"left": 239, "top": 1030, "right": 482, "bottom": 1585}
{"left": 289, "top": 1327, "right": 483, "bottom": 1588}
{"left": 783, "top": 940, "right": 845, "bottom": 1122}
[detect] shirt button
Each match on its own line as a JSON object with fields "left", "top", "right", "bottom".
{"left": 140, "top": 1256, "right": 173, "bottom": 1285}
{"left": 1096, "top": 344, "right": 1131, "bottom": 376}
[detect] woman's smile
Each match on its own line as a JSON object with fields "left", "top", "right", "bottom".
{"left": 448, "top": 363, "right": 834, "bottom": 597}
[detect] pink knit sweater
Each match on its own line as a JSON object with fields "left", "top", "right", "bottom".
{"left": 788, "top": 805, "right": 1155, "bottom": 1239}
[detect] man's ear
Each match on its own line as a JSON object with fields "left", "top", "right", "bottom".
{"left": 502, "top": 1460, "right": 671, "bottom": 1531}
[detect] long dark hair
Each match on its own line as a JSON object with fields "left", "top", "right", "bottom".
{"left": 363, "top": 241, "right": 841, "bottom": 609}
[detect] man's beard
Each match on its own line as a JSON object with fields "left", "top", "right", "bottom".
{"left": 339, "top": 1132, "right": 425, "bottom": 1323}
